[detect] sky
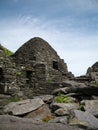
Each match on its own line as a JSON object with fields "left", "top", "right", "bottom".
{"left": 0, "top": 0, "right": 98, "bottom": 76}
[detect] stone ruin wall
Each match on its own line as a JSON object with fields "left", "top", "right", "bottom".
{"left": 0, "top": 38, "right": 74, "bottom": 96}
{"left": 13, "top": 38, "right": 74, "bottom": 83}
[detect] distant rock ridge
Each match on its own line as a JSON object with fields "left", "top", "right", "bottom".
{"left": 86, "top": 62, "right": 98, "bottom": 82}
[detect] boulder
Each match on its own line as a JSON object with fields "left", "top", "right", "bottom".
{"left": 0, "top": 94, "right": 11, "bottom": 107}
{"left": 92, "top": 96, "right": 98, "bottom": 100}
{"left": 74, "top": 86, "right": 98, "bottom": 95}
{"left": 34, "top": 95, "right": 54, "bottom": 103}
{"left": 55, "top": 108, "right": 69, "bottom": 116}
{"left": 66, "top": 93, "right": 82, "bottom": 97}
{"left": 0, "top": 114, "right": 42, "bottom": 124}
{"left": 62, "top": 80, "right": 87, "bottom": 88}
{"left": 0, "top": 115, "right": 84, "bottom": 130}
{"left": 24, "top": 104, "right": 52, "bottom": 120}
{"left": 51, "top": 102, "right": 79, "bottom": 112}
{"left": 4, "top": 98, "right": 44, "bottom": 115}
{"left": 49, "top": 116, "right": 69, "bottom": 124}
{"left": 70, "top": 110, "right": 98, "bottom": 129}
{"left": 53, "top": 87, "right": 71, "bottom": 95}
{"left": 53, "top": 86, "right": 98, "bottom": 96}
{"left": 84, "top": 100, "right": 98, "bottom": 117}
{"left": 53, "top": 81, "right": 87, "bottom": 95}
{"left": 89, "top": 72, "right": 97, "bottom": 81}
{"left": 0, "top": 94, "right": 11, "bottom": 99}
{"left": 86, "top": 62, "right": 98, "bottom": 82}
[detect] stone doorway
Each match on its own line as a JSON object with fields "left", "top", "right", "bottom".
{"left": 0, "top": 67, "right": 4, "bottom": 82}
{"left": 26, "top": 70, "right": 32, "bottom": 84}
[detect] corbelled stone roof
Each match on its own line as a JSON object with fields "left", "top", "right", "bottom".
{"left": 13, "top": 37, "right": 61, "bottom": 64}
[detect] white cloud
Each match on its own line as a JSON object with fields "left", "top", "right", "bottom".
{"left": 0, "top": 16, "right": 98, "bottom": 76}
{"left": 65, "top": 0, "right": 98, "bottom": 13}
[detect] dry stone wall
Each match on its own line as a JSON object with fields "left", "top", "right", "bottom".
{"left": 0, "top": 37, "right": 74, "bottom": 96}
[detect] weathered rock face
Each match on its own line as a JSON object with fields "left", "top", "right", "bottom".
{"left": 70, "top": 110, "right": 98, "bottom": 129}
{"left": 86, "top": 62, "right": 98, "bottom": 82}
{"left": 73, "top": 62, "right": 98, "bottom": 85}
{"left": 84, "top": 100, "right": 98, "bottom": 117}
{"left": 24, "top": 104, "right": 51, "bottom": 120}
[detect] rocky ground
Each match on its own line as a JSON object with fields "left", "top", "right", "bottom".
{"left": 1, "top": 80, "right": 98, "bottom": 130}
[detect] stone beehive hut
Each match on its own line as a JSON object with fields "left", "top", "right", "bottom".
{"left": 13, "top": 37, "right": 73, "bottom": 83}
{"left": 0, "top": 37, "right": 74, "bottom": 96}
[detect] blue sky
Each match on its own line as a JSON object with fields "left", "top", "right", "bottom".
{"left": 0, "top": 0, "right": 98, "bottom": 76}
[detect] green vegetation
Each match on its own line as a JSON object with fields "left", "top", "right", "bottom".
{"left": 0, "top": 44, "right": 13, "bottom": 57}
{"left": 16, "top": 71, "right": 22, "bottom": 76}
{"left": 4, "top": 48, "right": 14, "bottom": 56}
{"left": 47, "top": 79, "right": 52, "bottom": 83}
{"left": 56, "top": 93, "right": 71, "bottom": 103}
{"left": 77, "top": 104, "right": 85, "bottom": 111}
{"left": 10, "top": 96, "right": 20, "bottom": 102}
{"left": 92, "top": 82, "right": 98, "bottom": 87}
